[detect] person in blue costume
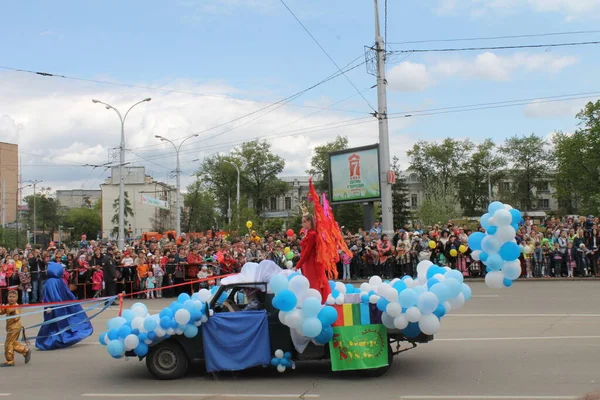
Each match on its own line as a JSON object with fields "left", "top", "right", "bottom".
{"left": 35, "top": 262, "right": 93, "bottom": 350}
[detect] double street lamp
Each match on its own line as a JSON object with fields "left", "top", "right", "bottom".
{"left": 92, "top": 98, "right": 151, "bottom": 250}
{"left": 223, "top": 160, "right": 240, "bottom": 227}
{"left": 155, "top": 134, "right": 199, "bottom": 238}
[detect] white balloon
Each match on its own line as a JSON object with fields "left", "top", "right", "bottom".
{"left": 381, "top": 312, "right": 396, "bottom": 329}
{"left": 386, "top": 302, "right": 403, "bottom": 318}
{"left": 194, "top": 320, "right": 202, "bottom": 327}
{"left": 277, "top": 364, "right": 286, "bottom": 373}
{"left": 390, "top": 278, "right": 400, "bottom": 286}
{"left": 493, "top": 209, "right": 512, "bottom": 226}
{"left": 145, "top": 339, "right": 153, "bottom": 345}
{"left": 131, "top": 317, "right": 145, "bottom": 331}
{"left": 124, "top": 334, "right": 139, "bottom": 351}
{"left": 335, "top": 282, "right": 347, "bottom": 294}
{"left": 197, "top": 289, "right": 211, "bottom": 303}
{"left": 369, "top": 276, "right": 383, "bottom": 286}
{"left": 485, "top": 271, "right": 505, "bottom": 289}
{"left": 471, "top": 250, "right": 482, "bottom": 261}
{"left": 278, "top": 311, "right": 288, "bottom": 325}
{"left": 131, "top": 305, "right": 147, "bottom": 318}
{"left": 393, "top": 314, "right": 409, "bottom": 330}
{"left": 447, "top": 293, "right": 465, "bottom": 309}
{"left": 378, "top": 282, "right": 391, "bottom": 295}
{"left": 504, "top": 204, "right": 513, "bottom": 210}
{"left": 433, "top": 273, "right": 446, "bottom": 281}
{"left": 285, "top": 260, "right": 293, "bottom": 269}
{"left": 419, "top": 314, "right": 441, "bottom": 335}
{"left": 289, "top": 275, "right": 310, "bottom": 294}
{"left": 417, "top": 292, "right": 439, "bottom": 315}
{"left": 369, "top": 295, "right": 380, "bottom": 304}
{"left": 335, "top": 295, "right": 344, "bottom": 305}
{"left": 155, "top": 327, "right": 166, "bottom": 337}
{"left": 495, "top": 226, "right": 516, "bottom": 243}
{"left": 481, "top": 235, "right": 502, "bottom": 254}
{"left": 382, "top": 286, "right": 398, "bottom": 302}
{"left": 417, "top": 260, "right": 433, "bottom": 279}
{"left": 326, "top": 294, "right": 335, "bottom": 305}
{"left": 174, "top": 309, "right": 191, "bottom": 325}
{"left": 275, "top": 349, "right": 284, "bottom": 359}
{"left": 167, "top": 328, "right": 175, "bottom": 335}
{"left": 305, "top": 288, "right": 322, "bottom": 304}
{"left": 502, "top": 260, "right": 522, "bottom": 280}
{"left": 360, "top": 283, "right": 372, "bottom": 292}
{"left": 405, "top": 307, "right": 422, "bottom": 323}
{"left": 443, "top": 301, "right": 452, "bottom": 313}
{"left": 286, "top": 309, "right": 304, "bottom": 329}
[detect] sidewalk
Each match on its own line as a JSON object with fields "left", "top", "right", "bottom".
{"left": 344, "top": 276, "right": 600, "bottom": 284}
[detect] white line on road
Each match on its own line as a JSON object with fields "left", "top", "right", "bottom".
{"left": 82, "top": 394, "right": 320, "bottom": 398}
{"left": 471, "top": 295, "right": 500, "bottom": 298}
{"left": 399, "top": 396, "right": 578, "bottom": 399}
{"left": 436, "top": 335, "right": 600, "bottom": 342}
{"left": 447, "top": 313, "right": 600, "bottom": 317}
{"left": 0, "top": 394, "right": 10, "bottom": 397}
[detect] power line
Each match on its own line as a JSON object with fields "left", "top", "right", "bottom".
{"left": 390, "top": 40, "right": 600, "bottom": 53}
{"left": 388, "top": 30, "right": 600, "bottom": 45}
{"left": 278, "top": 0, "right": 376, "bottom": 112}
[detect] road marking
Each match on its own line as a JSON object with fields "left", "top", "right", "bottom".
{"left": 399, "top": 396, "right": 578, "bottom": 399}
{"left": 471, "top": 295, "right": 500, "bottom": 298}
{"left": 436, "top": 335, "right": 600, "bottom": 342}
{"left": 82, "top": 394, "right": 320, "bottom": 398}
{"left": 0, "top": 394, "right": 10, "bottom": 397}
{"left": 447, "top": 313, "right": 600, "bottom": 317}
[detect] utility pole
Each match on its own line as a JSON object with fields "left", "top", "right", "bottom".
{"left": 26, "top": 179, "right": 43, "bottom": 245}
{"left": 374, "top": 0, "right": 394, "bottom": 235}
{"left": 224, "top": 160, "right": 240, "bottom": 228}
{"left": 1, "top": 180, "right": 5, "bottom": 228}
{"left": 488, "top": 171, "right": 492, "bottom": 204}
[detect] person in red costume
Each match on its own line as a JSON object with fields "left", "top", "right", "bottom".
{"left": 295, "top": 214, "right": 331, "bottom": 302}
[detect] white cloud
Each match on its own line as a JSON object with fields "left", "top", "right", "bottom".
{"left": 435, "top": 0, "right": 600, "bottom": 18}
{"left": 432, "top": 52, "right": 578, "bottom": 81}
{"left": 523, "top": 98, "right": 588, "bottom": 118}
{"left": 387, "top": 62, "right": 433, "bottom": 92}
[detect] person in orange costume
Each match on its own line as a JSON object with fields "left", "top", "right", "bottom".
{"left": 295, "top": 214, "right": 331, "bottom": 302}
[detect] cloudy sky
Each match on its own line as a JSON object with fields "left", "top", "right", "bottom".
{"left": 1, "top": 0, "right": 599, "bottom": 198}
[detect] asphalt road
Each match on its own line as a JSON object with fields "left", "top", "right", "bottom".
{"left": 2, "top": 281, "right": 600, "bottom": 400}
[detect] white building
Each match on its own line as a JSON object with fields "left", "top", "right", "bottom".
{"left": 56, "top": 189, "right": 101, "bottom": 209}
{"left": 262, "top": 176, "right": 310, "bottom": 219}
{"left": 101, "top": 166, "right": 177, "bottom": 239}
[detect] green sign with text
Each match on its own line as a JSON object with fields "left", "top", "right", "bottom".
{"left": 329, "top": 324, "right": 388, "bottom": 371}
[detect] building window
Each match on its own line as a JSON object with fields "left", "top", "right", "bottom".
{"left": 502, "top": 182, "right": 510, "bottom": 191}
{"left": 538, "top": 199, "right": 550, "bottom": 209}
{"left": 411, "top": 194, "right": 418, "bottom": 208}
{"left": 285, "top": 197, "right": 292, "bottom": 210}
{"left": 538, "top": 181, "right": 550, "bottom": 192}
{"left": 270, "top": 197, "right": 277, "bottom": 211}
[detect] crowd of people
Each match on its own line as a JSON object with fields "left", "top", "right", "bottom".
{"left": 1, "top": 214, "right": 599, "bottom": 304}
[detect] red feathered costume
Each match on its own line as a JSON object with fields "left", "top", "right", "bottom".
{"left": 296, "top": 229, "right": 331, "bottom": 301}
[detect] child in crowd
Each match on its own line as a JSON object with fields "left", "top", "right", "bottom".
{"left": 152, "top": 259, "right": 164, "bottom": 299}
{"left": 0, "top": 289, "right": 31, "bottom": 367}
{"left": 533, "top": 242, "right": 544, "bottom": 278}
{"left": 18, "top": 264, "right": 31, "bottom": 305}
{"left": 91, "top": 269, "right": 104, "bottom": 298}
{"left": 207, "top": 267, "right": 216, "bottom": 288}
{"left": 197, "top": 266, "right": 209, "bottom": 289}
{"left": 341, "top": 251, "right": 351, "bottom": 281}
{"left": 136, "top": 256, "right": 149, "bottom": 299}
{"left": 146, "top": 271, "right": 156, "bottom": 299}
{"left": 542, "top": 243, "right": 552, "bottom": 278}
{"left": 552, "top": 243, "right": 564, "bottom": 277}
{"left": 566, "top": 242, "right": 576, "bottom": 278}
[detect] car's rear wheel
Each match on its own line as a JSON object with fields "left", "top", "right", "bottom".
{"left": 146, "top": 341, "right": 189, "bottom": 380}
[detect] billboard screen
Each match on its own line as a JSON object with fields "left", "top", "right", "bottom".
{"left": 328, "top": 144, "right": 381, "bottom": 204}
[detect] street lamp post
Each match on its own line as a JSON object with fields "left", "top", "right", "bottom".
{"left": 92, "top": 98, "right": 151, "bottom": 250}
{"left": 26, "top": 180, "right": 43, "bottom": 245}
{"left": 155, "top": 134, "right": 199, "bottom": 238}
{"left": 223, "top": 160, "right": 240, "bottom": 228}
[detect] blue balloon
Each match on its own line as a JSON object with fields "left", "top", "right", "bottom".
{"left": 107, "top": 340, "right": 125, "bottom": 358}
{"left": 468, "top": 232, "right": 485, "bottom": 251}
{"left": 480, "top": 213, "right": 492, "bottom": 230}
{"left": 430, "top": 283, "right": 450, "bottom": 303}
{"left": 503, "top": 278, "right": 513, "bottom": 287}
{"left": 402, "top": 322, "right": 422, "bottom": 338}
{"left": 413, "top": 285, "right": 426, "bottom": 296}
{"left": 271, "top": 357, "right": 280, "bottom": 366}
{"left": 270, "top": 274, "right": 289, "bottom": 294}
{"left": 159, "top": 308, "right": 174, "bottom": 319}
{"left": 426, "top": 266, "right": 446, "bottom": 280}
{"left": 280, "top": 358, "right": 292, "bottom": 368}
{"left": 480, "top": 251, "right": 489, "bottom": 262}
{"left": 134, "top": 342, "right": 149, "bottom": 357}
{"left": 107, "top": 328, "right": 119, "bottom": 341}
{"left": 131, "top": 329, "right": 140, "bottom": 336}
{"left": 287, "top": 272, "right": 301, "bottom": 281}
{"left": 427, "top": 278, "right": 439, "bottom": 289}
{"left": 361, "top": 295, "right": 369, "bottom": 303}
{"left": 393, "top": 281, "right": 407, "bottom": 293}
{"left": 329, "top": 281, "right": 335, "bottom": 290}
{"left": 511, "top": 223, "right": 519, "bottom": 231}
{"left": 171, "top": 303, "right": 183, "bottom": 313}
{"left": 487, "top": 226, "right": 498, "bottom": 235}
{"left": 509, "top": 209, "right": 521, "bottom": 225}
{"left": 144, "top": 319, "right": 157, "bottom": 332}
{"left": 445, "top": 270, "right": 464, "bottom": 283}
{"left": 160, "top": 317, "right": 171, "bottom": 329}
{"left": 499, "top": 241, "right": 520, "bottom": 262}
{"left": 398, "top": 288, "right": 418, "bottom": 308}
{"left": 461, "top": 283, "right": 472, "bottom": 301}
{"left": 488, "top": 201, "right": 504, "bottom": 214}
{"left": 98, "top": 332, "right": 107, "bottom": 345}
{"left": 183, "top": 324, "right": 199, "bottom": 338}
{"left": 121, "top": 309, "right": 135, "bottom": 322}
{"left": 376, "top": 297, "right": 390, "bottom": 312}
{"left": 433, "top": 304, "right": 446, "bottom": 319}
{"left": 275, "top": 290, "right": 297, "bottom": 312}
{"left": 317, "top": 306, "right": 338, "bottom": 326}
{"left": 178, "top": 293, "right": 191, "bottom": 303}
{"left": 485, "top": 253, "right": 504, "bottom": 271}
{"left": 170, "top": 320, "right": 179, "bottom": 329}
{"left": 303, "top": 297, "right": 322, "bottom": 318}
{"left": 345, "top": 284, "right": 355, "bottom": 294}
{"left": 147, "top": 331, "right": 157, "bottom": 340}
{"left": 284, "top": 351, "right": 292, "bottom": 359}
{"left": 445, "top": 278, "right": 462, "bottom": 298}
{"left": 302, "top": 318, "right": 323, "bottom": 338}
{"left": 106, "top": 316, "right": 126, "bottom": 331}
{"left": 183, "top": 300, "right": 195, "bottom": 311}
{"left": 118, "top": 325, "right": 132, "bottom": 339}
{"left": 331, "top": 289, "right": 340, "bottom": 298}
{"left": 138, "top": 332, "right": 147, "bottom": 342}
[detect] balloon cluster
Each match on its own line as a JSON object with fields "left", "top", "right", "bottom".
{"left": 325, "top": 281, "right": 361, "bottom": 305}
{"left": 99, "top": 290, "right": 212, "bottom": 359}
{"left": 270, "top": 349, "right": 295, "bottom": 373}
{"left": 269, "top": 273, "right": 338, "bottom": 344}
{"left": 336, "top": 266, "right": 472, "bottom": 337}
{"left": 468, "top": 201, "right": 522, "bottom": 289}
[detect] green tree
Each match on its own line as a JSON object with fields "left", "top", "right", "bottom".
{"left": 500, "top": 134, "right": 551, "bottom": 211}
{"left": 195, "top": 154, "right": 239, "bottom": 220}
{"left": 24, "top": 192, "right": 61, "bottom": 235}
{"left": 456, "top": 139, "right": 505, "bottom": 216}
{"left": 184, "top": 180, "right": 218, "bottom": 232}
{"left": 0, "top": 227, "right": 27, "bottom": 249}
{"left": 306, "top": 135, "right": 349, "bottom": 192}
{"left": 111, "top": 191, "right": 134, "bottom": 235}
{"left": 233, "top": 140, "right": 288, "bottom": 214}
{"left": 64, "top": 207, "right": 101, "bottom": 239}
{"left": 418, "top": 181, "right": 461, "bottom": 226}
{"left": 263, "top": 218, "right": 285, "bottom": 234}
{"left": 391, "top": 156, "right": 410, "bottom": 227}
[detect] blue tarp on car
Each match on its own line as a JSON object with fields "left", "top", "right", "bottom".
{"left": 202, "top": 310, "right": 271, "bottom": 373}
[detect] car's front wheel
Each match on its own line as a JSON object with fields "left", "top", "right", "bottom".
{"left": 146, "top": 341, "right": 189, "bottom": 380}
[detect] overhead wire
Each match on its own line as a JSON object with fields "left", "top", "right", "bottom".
{"left": 278, "top": 0, "right": 376, "bottom": 112}
{"left": 390, "top": 40, "right": 600, "bottom": 53}
{"left": 388, "top": 30, "right": 600, "bottom": 45}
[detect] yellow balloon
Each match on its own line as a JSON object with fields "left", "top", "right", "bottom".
{"left": 449, "top": 249, "right": 458, "bottom": 257}
{"left": 246, "top": 221, "right": 253, "bottom": 229}
{"left": 429, "top": 240, "right": 436, "bottom": 249}
{"left": 284, "top": 247, "right": 291, "bottom": 254}
{"left": 459, "top": 245, "right": 467, "bottom": 253}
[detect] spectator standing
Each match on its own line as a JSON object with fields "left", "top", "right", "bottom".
{"left": 146, "top": 271, "right": 156, "bottom": 299}
{"left": 103, "top": 247, "right": 118, "bottom": 300}
{"left": 152, "top": 258, "right": 164, "bottom": 298}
